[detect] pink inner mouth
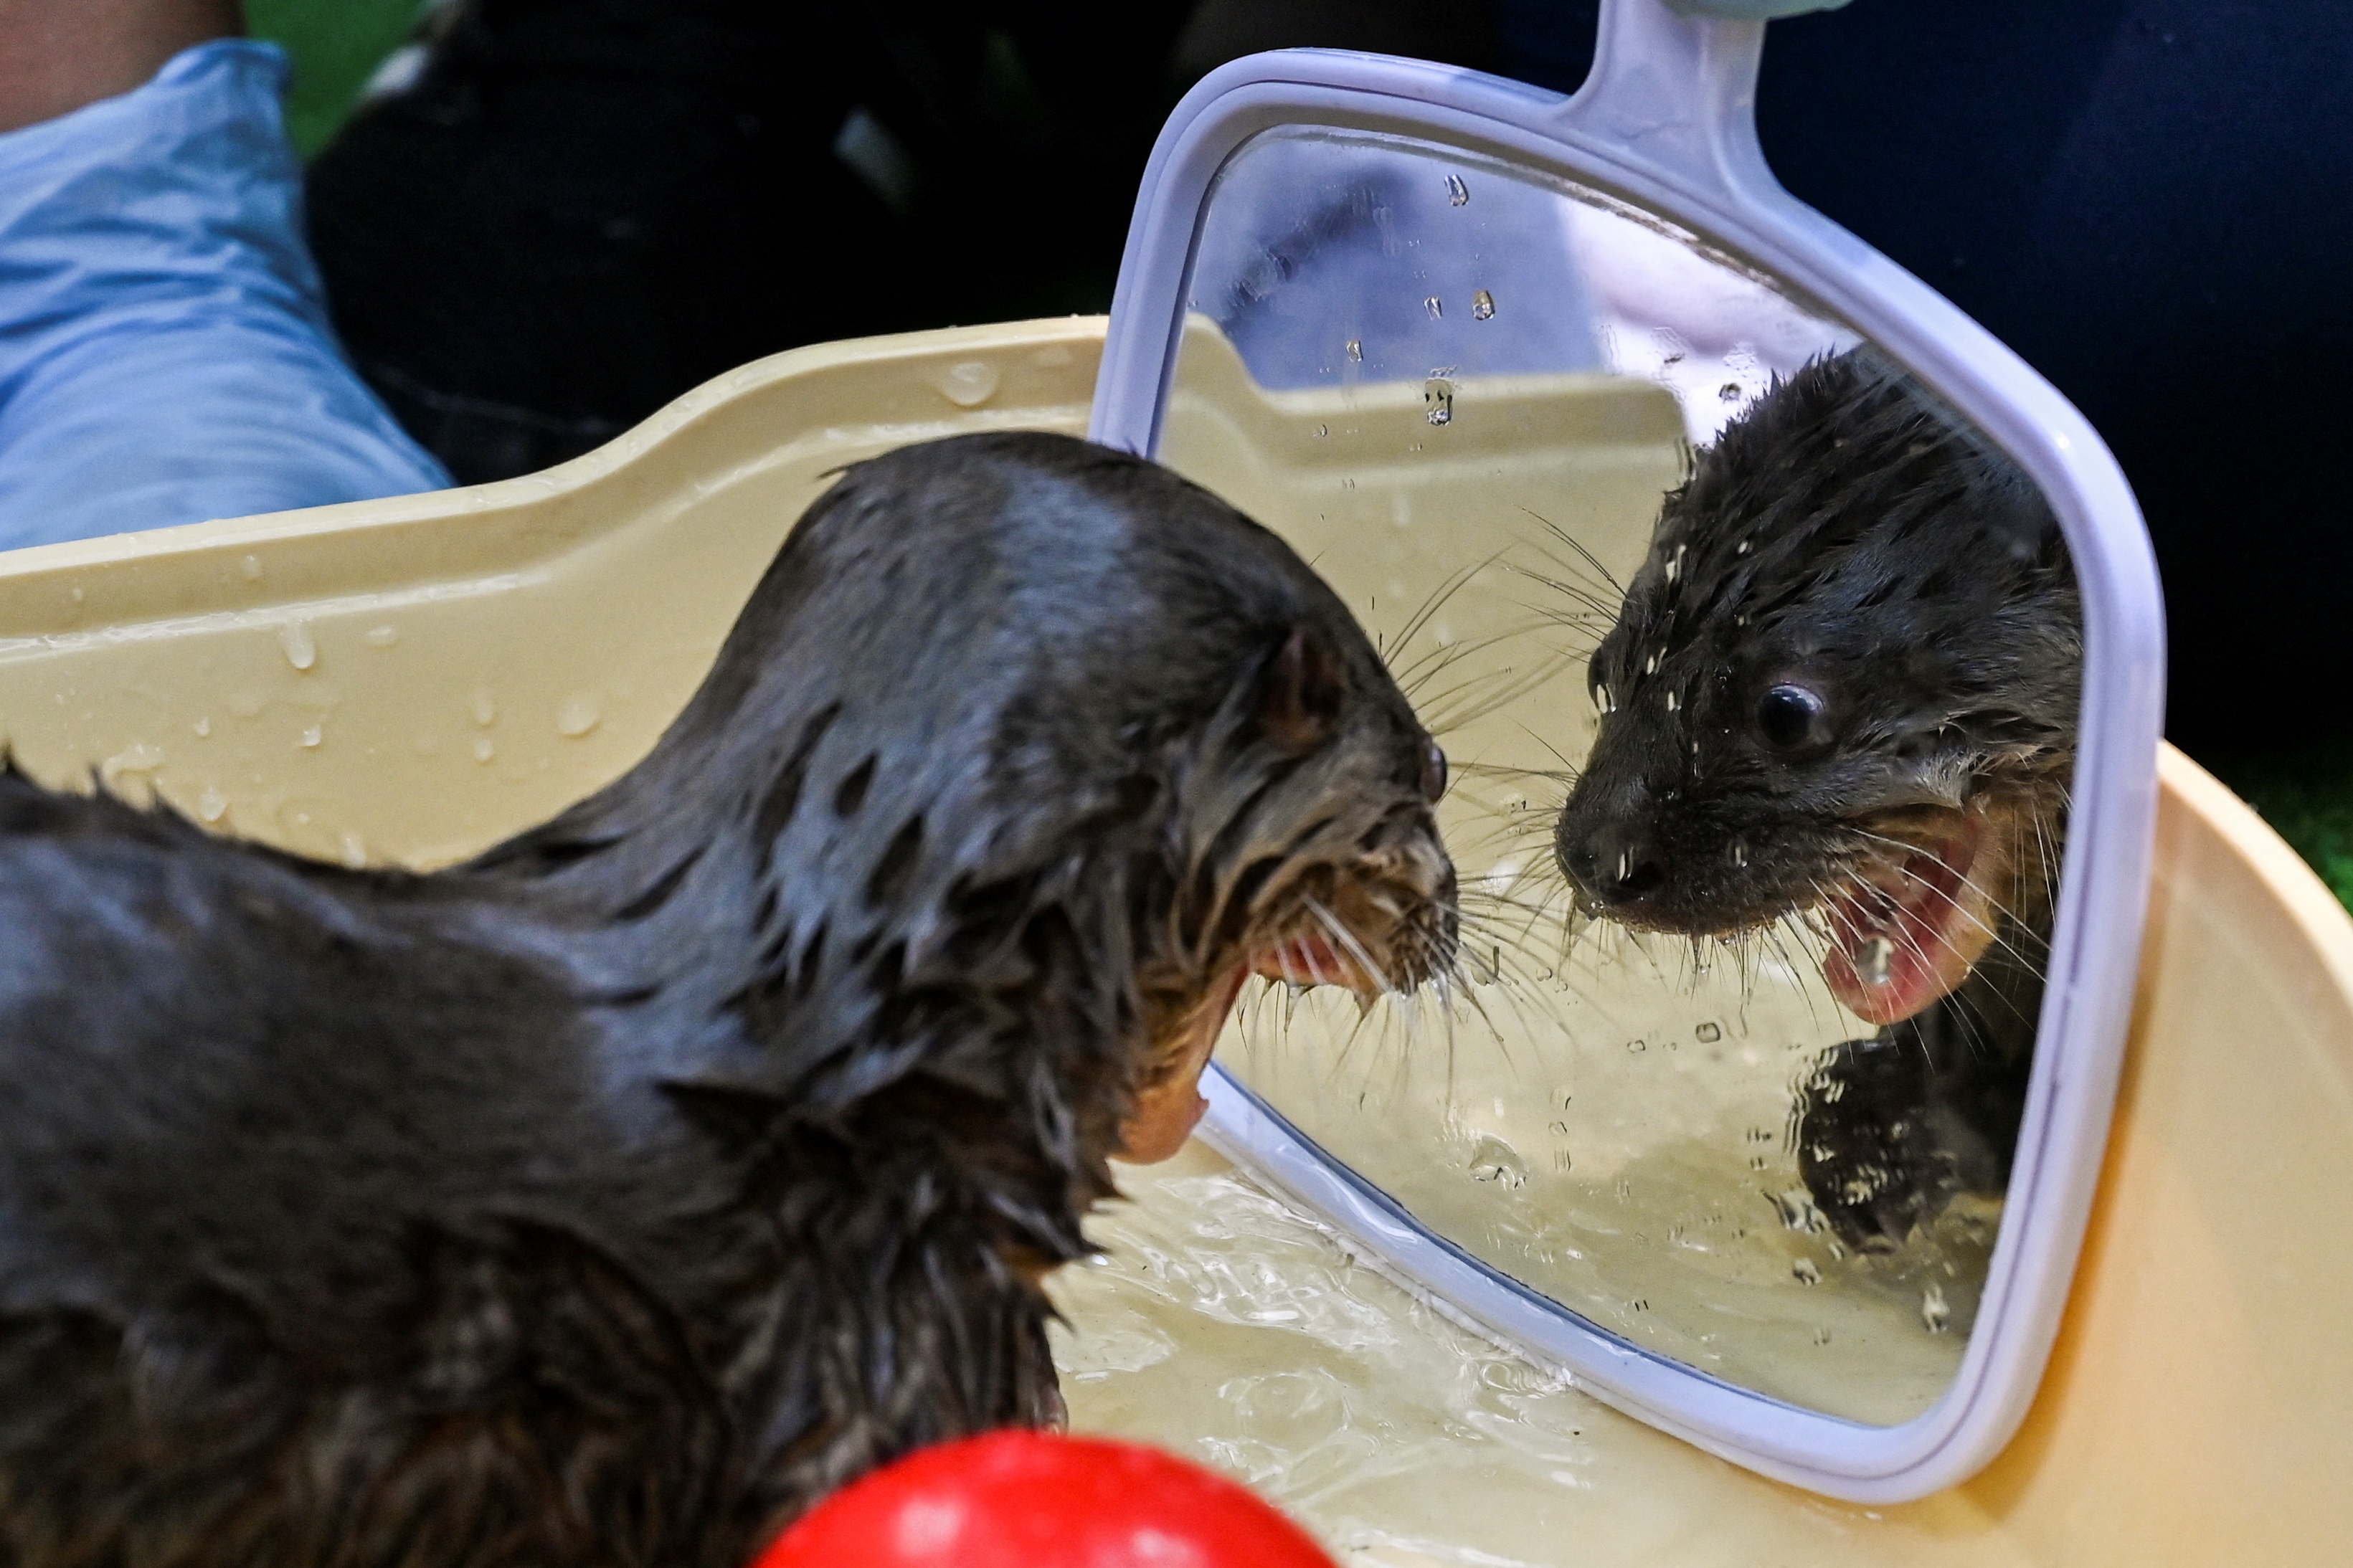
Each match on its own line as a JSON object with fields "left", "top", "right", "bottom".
{"left": 1819, "top": 814, "right": 1989, "bottom": 1026}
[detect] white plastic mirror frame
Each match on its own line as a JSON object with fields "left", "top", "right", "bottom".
{"left": 1087, "top": 0, "right": 2165, "bottom": 1503}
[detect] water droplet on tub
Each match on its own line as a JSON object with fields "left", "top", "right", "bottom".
{"left": 1423, "top": 379, "right": 1454, "bottom": 427}
{"left": 473, "top": 736, "right": 496, "bottom": 764}
{"left": 934, "top": 360, "right": 1000, "bottom": 407}
{"left": 1719, "top": 382, "right": 1743, "bottom": 402}
{"left": 557, "top": 695, "right": 602, "bottom": 738}
{"left": 240, "top": 554, "right": 264, "bottom": 581}
{"left": 69, "top": 587, "right": 83, "bottom": 604}
{"left": 278, "top": 621, "right": 316, "bottom": 671}
{"left": 1791, "top": 1257, "right": 1821, "bottom": 1285}
{"left": 1345, "top": 339, "right": 1362, "bottom": 362}
{"left": 1445, "top": 174, "right": 1469, "bottom": 206}
{"left": 1626, "top": 1038, "right": 1646, "bottom": 1053}
{"left": 196, "top": 787, "right": 227, "bottom": 823}
{"left": 1921, "top": 1285, "right": 1951, "bottom": 1333}
{"left": 1423, "top": 296, "right": 1443, "bottom": 319}
{"left": 298, "top": 724, "right": 322, "bottom": 749}
{"left": 339, "top": 832, "right": 368, "bottom": 869}
{"left": 1467, "top": 1136, "right": 1527, "bottom": 1188}
{"left": 1695, "top": 1021, "right": 1722, "bottom": 1043}
{"left": 1314, "top": 423, "right": 1328, "bottom": 437}
{"left": 468, "top": 689, "right": 496, "bottom": 728}
{"left": 192, "top": 716, "right": 211, "bottom": 738}
{"left": 364, "top": 625, "right": 399, "bottom": 648}
{"left": 99, "top": 743, "right": 164, "bottom": 787}
{"left": 1471, "top": 289, "right": 1495, "bottom": 321}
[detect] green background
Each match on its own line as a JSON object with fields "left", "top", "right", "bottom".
{"left": 247, "top": 0, "right": 426, "bottom": 156}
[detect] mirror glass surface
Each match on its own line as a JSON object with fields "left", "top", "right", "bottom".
{"left": 1157, "top": 125, "right": 2080, "bottom": 1425}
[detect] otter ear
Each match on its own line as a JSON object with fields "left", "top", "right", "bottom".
{"left": 1256, "top": 624, "right": 1349, "bottom": 753}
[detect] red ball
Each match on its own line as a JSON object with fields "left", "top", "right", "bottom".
{"left": 753, "top": 1430, "right": 1338, "bottom": 1568}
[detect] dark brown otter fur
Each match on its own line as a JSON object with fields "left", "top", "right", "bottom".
{"left": 1553, "top": 348, "right": 2079, "bottom": 1248}
{"left": 0, "top": 432, "right": 1454, "bottom": 1566}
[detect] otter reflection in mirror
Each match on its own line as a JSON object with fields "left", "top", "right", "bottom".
{"left": 1555, "top": 349, "right": 2080, "bottom": 1248}
{"left": 0, "top": 433, "right": 1454, "bottom": 1564}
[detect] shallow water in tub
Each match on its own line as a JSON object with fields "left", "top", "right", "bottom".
{"left": 1051, "top": 1144, "right": 2029, "bottom": 1568}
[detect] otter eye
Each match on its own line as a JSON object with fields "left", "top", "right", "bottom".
{"left": 1756, "top": 683, "right": 1832, "bottom": 752}
{"left": 1419, "top": 739, "right": 1449, "bottom": 802}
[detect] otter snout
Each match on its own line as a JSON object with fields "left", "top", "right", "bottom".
{"left": 1556, "top": 802, "right": 1670, "bottom": 914}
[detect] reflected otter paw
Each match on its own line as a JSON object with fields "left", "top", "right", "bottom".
{"left": 1794, "top": 1037, "right": 1968, "bottom": 1251}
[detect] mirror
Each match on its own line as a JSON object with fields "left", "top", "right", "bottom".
{"left": 1150, "top": 125, "right": 2081, "bottom": 1427}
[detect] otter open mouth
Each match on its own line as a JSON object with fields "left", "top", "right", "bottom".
{"left": 1819, "top": 811, "right": 2000, "bottom": 1027}
{"left": 1117, "top": 920, "right": 1429, "bottom": 1165}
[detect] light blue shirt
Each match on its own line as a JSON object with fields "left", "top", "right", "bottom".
{"left": 0, "top": 39, "right": 450, "bottom": 551}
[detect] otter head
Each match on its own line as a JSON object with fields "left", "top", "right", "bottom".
{"left": 1553, "top": 349, "right": 2079, "bottom": 1025}
{"left": 1119, "top": 610, "right": 1458, "bottom": 1161}
{"left": 576, "top": 432, "right": 1456, "bottom": 1217}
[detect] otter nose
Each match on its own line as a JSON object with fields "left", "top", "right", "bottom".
{"left": 1560, "top": 819, "right": 1670, "bottom": 908}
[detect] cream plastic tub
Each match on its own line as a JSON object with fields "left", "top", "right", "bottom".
{"left": 2, "top": 317, "right": 2344, "bottom": 1565}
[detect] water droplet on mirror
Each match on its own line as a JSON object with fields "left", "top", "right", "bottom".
{"left": 1444, "top": 174, "right": 1469, "bottom": 206}
{"left": 556, "top": 695, "right": 602, "bottom": 738}
{"left": 1466, "top": 1136, "right": 1526, "bottom": 1188}
{"left": 1769, "top": 1189, "right": 1824, "bottom": 1232}
{"left": 1791, "top": 1257, "right": 1821, "bottom": 1285}
{"left": 1921, "top": 1285, "right": 1951, "bottom": 1333}
{"left": 1423, "top": 295, "right": 1442, "bottom": 319}
{"left": 196, "top": 786, "right": 227, "bottom": 823}
{"left": 1423, "top": 378, "right": 1453, "bottom": 427}
{"left": 1345, "top": 338, "right": 1363, "bottom": 363}
{"left": 278, "top": 620, "right": 316, "bottom": 672}
{"left": 1471, "top": 289, "right": 1495, "bottom": 321}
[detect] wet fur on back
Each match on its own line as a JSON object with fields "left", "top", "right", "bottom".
{"left": 0, "top": 433, "right": 1452, "bottom": 1566}
{"left": 1555, "top": 349, "right": 2080, "bottom": 1246}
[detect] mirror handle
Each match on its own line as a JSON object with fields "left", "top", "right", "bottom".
{"left": 1557, "top": 0, "right": 1781, "bottom": 207}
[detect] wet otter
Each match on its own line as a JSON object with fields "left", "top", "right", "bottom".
{"left": 1553, "top": 349, "right": 2079, "bottom": 1248}
{"left": 0, "top": 432, "right": 1455, "bottom": 1565}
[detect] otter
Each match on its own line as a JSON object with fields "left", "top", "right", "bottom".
{"left": 0, "top": 432, "right": 1455, "bottom": 1566}
{"left": 1552, "top": 348, "right": 2079, "bottom": 1249}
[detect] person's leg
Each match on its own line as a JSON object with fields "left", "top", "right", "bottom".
{"left": 0, "top": 15, "right": 450, "bottom": 548}
{"left": 0, "top": 0, "right": 243, "bottom": 132}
